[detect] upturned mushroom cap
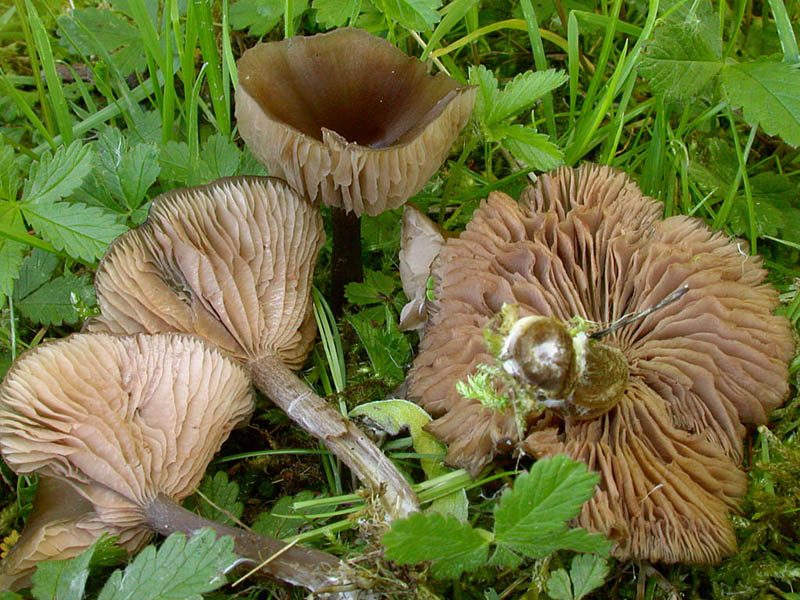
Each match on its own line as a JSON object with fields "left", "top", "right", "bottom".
{"left": 0, "top": 332, "right": 253, "bottom": 581}
{"left": 408, "top": 164, "right": 795, "bottom": 564}
{"left": 235, "top": 27, "right": 476, "bottom": 217}
{"left": 87, "top": 176, "right": 323, "bottom": 368}
{"left": 0, "top": 477, "right": 147, "bottom": 589}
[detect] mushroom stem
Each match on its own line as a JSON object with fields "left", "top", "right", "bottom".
{"left": 330, "top": 207, "right": 363, "bottom": 315}
{"left": 143, "top": 494, "right": 360, "bottom": 598}
{"left": 248, "top": 353, "right": 420, "bottom": 520}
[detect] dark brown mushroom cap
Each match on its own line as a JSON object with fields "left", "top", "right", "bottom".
{"left": 0, "top": 333, "right": 252, "bottom": 557}
{"left": 409, "top": 164, "right": 795, "bottom": 564}
{"left": 235, "top": 27, "right": 476, "bottom": 216}
{"left": 87, "top": 176, "right": 323, "bottom": 367}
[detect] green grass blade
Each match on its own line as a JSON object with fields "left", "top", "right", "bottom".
{"left": 422, "top": 0, "right": 480, "bottom": 61}
{"left": 519, "top": 0, "right": 556, "bottom": 138}
{"left": 0, "top": 69, "right": 54, "bottom": 150}
{"left": 567, "top": 11, "right": 579, "bottom": 124}
{"left": 13, "top": 0, "right": 53, "bottom": 135}
{"left": 24, "top": 0, "right": 73, "bottom": 144}
{"left": 195, "top": 0, "right": 230, "bottom": 135}
{"left": 768, "top": 0, "right": 800, "bottom": 65}
{"left": 312, "top": 287, "right": 346, "bottom": 394}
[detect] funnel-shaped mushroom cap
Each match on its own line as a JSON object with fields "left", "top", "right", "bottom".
{"left": 0, "top": 333, "right": 252, "bottom": 541}
{"left": 88, "top": 177, "right": 323, "bottom": 367}
{"left": 0, "top": 477, "right": 148, "bottom": 590}
{"left": 235, "top": 28, "right": 476, "bottom": 216}
{"left": 409, "top": 164, "right": 795, "bottom": 564}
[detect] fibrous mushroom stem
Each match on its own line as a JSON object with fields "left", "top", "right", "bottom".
{"left": 330, "top": 207, "right": 363, "bottom": 315}
{"left": 143, "top": 494, "right": 359, "bottom": 598}
{"left": 248, "top": 353, "right": 420, "bottom": 520}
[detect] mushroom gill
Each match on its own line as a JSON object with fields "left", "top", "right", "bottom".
{"left": 406, "top": 164, "right": 795, "bottom": 564}
{"left": 0, "top": 333, "right": 361, "bottom": 597}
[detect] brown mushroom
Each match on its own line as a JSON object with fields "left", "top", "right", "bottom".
{"left": 86, "top": 176, "right": 419, "bottom": 520}
{"left": 405, "top": 164, "right": 795, "bottom": 564}
{"left": 235, "top": 27, "right": 476, "bottom": 312}
{"left": 0, "top": 333, "right": 361, "bottom": 596}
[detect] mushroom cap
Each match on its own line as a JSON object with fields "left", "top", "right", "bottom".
{"left": 87, "top": 176, "right": 324, "bottom": 367}
{"left": 0, "top": 477, "right": 148, "bottom": 590}
{"left": 0, "top": 333, "right": 252, "bottom": 556}
{"left": 235, "top": 27, "right": 476, "bottom": 216}
{"left": 408, "top": 164, "right": 795, "bottom": 564}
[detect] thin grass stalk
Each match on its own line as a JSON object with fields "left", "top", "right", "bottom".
{"left": 519, "top": 0, "right": 556, "bottom": 138}
{"left": 24, "top": 0, "right": 73, "bottom": 144}
{"left": 195, "top": 0, "right": 230, "bottom": 136}
{"left": 422, "top": 0, "right": 480, "bottom": 61}
{"left": 0, "top": 69, "right": 54, "bottom": 149}
{"left": 126, "top": 0, "right": 166, "bottom": 120}
{"left": 580, "top": 0, "right": 622, "bottom": 113}
{"left": 768, "top": 0, "right": 800, "bottom": 64}
{"left": 13, "top": 0, "right": 53, "bottom": 135}
{"left": 567, "top": 12, "right": 579, "bottom": 125}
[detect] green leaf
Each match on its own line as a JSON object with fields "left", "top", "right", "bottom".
{"left": 488, "top": 69, "right": 568, "bottom": 125}
{"left": 380, "top": 0, "right": 441, "bottom": 31}
{"left": 13, "top": 248, "right": 58, "bottom": 298}
{"left": 348, "top": 306, "right": 410, "bottom": 383}
{"left": 31, "top": 536, "right": 95, "bottom": 600}
{"left": 350, "top": 399, "right": 467, "bottom": 520}
{"left": 345, "top": 269, "right": 398, "bottom": 306}
{"left": 159, "top": 141, "right": 192, "bottom": 184}
{"left": 568, "top": 554, "right": 609, "bottom": 599}
{"left": 199, "top": 134, "right": 241, "bottom": 181}
{"left": 252, "top": 491, "right": 327, "bottom": 538}
{"left": 96, "top": 128, "right": 159, "bottom": 212}
{"left": 639, "top": 22, "right": 723, "bottom": 100}
{"left": 721, "top": 59, "right": 800, "bottom": 147}
{"left": 382, "top": 512, "right": 491, "bottom": 578}
{"left": 194, "top": 472, "right": 243, "bottom": 527}
{"left": 16, "top": 272, "right": 93, "bottom": 326}
{"left": 0, "top": 205, "right": 28, "bottom": 297}
{"left": 545, "top": 567, "right": 573, "bottom": 600}
{"left": 468, "top": 65, "right": 500, "bottom": 126}
{"left": 22, "top": 200, "right": 127, "bottom": 263}
{"left": 57, "top": 8, "right": 146, "bottom": 76}
{"left": 494, "top": 456, "right": 610, "bottom": 559}
{"left": 313, "top": 0, "right": 361, "bottom": 27}
{"left": 97, "top": 529, "right": 236, "bottom": 600}
{"left": 497, "top": 124, "right": 564, "bottom": 170}
{"left": 22, "top": 142, "right": 94, "bottom": 207}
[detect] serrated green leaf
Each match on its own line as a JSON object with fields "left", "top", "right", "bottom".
{"left": 0, "top": 205, "right": 28, "bottom": 297}
{"left": 721, "top": 59, "right": 800, "bottom": 147}
{"left": 0, "top": 145, "right": 22, "bottom": 201}
{"left": 23, "top": 201, "right": 127, "bottom": 263}
{"left": 159, "top": 141, "right": 192, "bottom": 184}
{"left": 345, "top": 269, "right": 398, "bottom": 306}
{"left": 382, "top": 512, "right": 490, "bottom": 578}
{"left": 468, "top": 65, "right": 500, "bottom": 126}
{"left": 57, "top": 8, "right": 146, "bottom": 76}
{"left": 497, "top": 124, "right": 564, "bottom": 170}
{"left": 568, "top": 554, "right": 609, "bottom": 599}
{"left": 494, "top": 456, "right": 609, "bottom": 559}
{"left": 252, "top": 491, "right": 327, "bottom": 538}
{"left": 199, "top": 134, "right": 241, "bottom": 181}
{"left": 97, "top": 529, "right": 235, "bottom": 600}
{"left": 381, "top": 0, "right": 441, "bottom": 30}
{"left": 13, "top": 248, "right": 59, "bottom": 299}
{"left": 348, "top": 306, "right": 410, "bottom": 383}
{"left": 640, "top": 22, "right": 723, "bottom": 100}
{"left": 16, "top": 272, "right": 93, "bottom": 326}
{"left": 313, "top": 0, "right": 361, "bottom": 27}
{"left": 194, "top": 472, "right": 243, "bottom": 527}
{"left": 31, "top": 536, "right": 95, "bottom": 600}
{"left": 546, "top": 567, "right": 573, "bottom": 600}
{"left": 488, "top": 69, "right": 568, "bottom": 125}
{"left": 229, "top": 0, "right": 283, "bottom": 35}
{"left": 96, "top": 128, "right": 159, "bottom": 212}
{"left": 22, "top": 142, "right": 94, "bottom": 207}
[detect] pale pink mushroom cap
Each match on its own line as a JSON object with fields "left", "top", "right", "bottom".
{"left": 0, "top": 333, "right": 252, "bottom": 585}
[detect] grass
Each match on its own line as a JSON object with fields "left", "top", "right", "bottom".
{"left": 0, "top": 0, "right": 799, "bottom": 598}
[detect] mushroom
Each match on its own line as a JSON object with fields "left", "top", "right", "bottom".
{"left": 404, "top": 164, "right": 795, "bottom": 564}
{"left": 235, "top": 27, "right": 476, "bottom": 311}
{"left": 0, "top": 333, "right": 362, "bottom": 597}
{"left": 86, "top": 176, "right": 419, "bottom": 520}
